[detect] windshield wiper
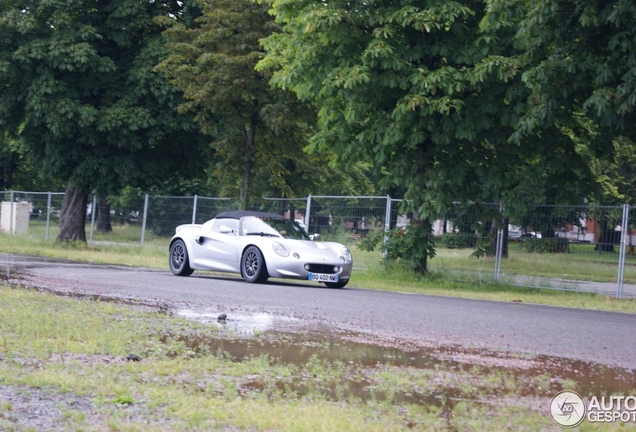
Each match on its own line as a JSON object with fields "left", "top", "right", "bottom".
{"left": 246, "top": 232, "right": 279, "bottom": 237}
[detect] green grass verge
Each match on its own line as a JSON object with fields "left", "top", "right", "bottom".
{"left": 1, "top": 231, "right": 635, "bottom": 314}
{"left": 0, "top": 285, "right": 612, "bottom": 431}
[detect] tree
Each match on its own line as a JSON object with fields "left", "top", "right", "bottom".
{"left": 0, "top": 133, "right": 22, "bottom": 192}
{"left": 482, "top": 0, "right": 636, "bottom": 147}
{"left": 603, "top": 138, "right": 636, "bottom": 205}
{"left": 156, "top": 0, "right": 325, "bottom": 210}
{"left": 480, "top": 0, "right": 636, "bottom": 254}
{"left": 259, "top": 0, "right": 598, "bottom": 272}
{"left": 0, "top": 0, "right": 208, "bottom": 241}
{"left": 0, "top": 133, "right": 61, "bottom": 192}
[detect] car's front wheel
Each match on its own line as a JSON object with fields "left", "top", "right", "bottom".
{"left": 242, "top": 246, "right": 269, "bottom": 283}
{"left": 324, "top": 280, "right": 348, "bottom": 289}
{"left": 169, "top": 239, "right": 194, "bottom": 276}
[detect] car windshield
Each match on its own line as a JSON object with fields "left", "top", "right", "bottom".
{"left": 241, "top": 216, "right": 309, "bottom": 240}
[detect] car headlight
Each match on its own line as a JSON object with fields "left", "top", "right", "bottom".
{"left": 273, "top": 242, "right": 290, "bottom": 257}
{"left": 340, "top": 247, "right": 352, "bottom": 262}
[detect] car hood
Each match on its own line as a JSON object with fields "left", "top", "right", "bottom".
{"left": 279, "top": 239, "right": 346, "bottom": 256}
{"left": 283, "top": 239, "right": 334, "bottom": 249}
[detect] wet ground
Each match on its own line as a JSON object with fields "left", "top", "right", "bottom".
{"left": 172, "top": 308, "right": 636, "bottom": 400}
{"left": 2, "top": 253, "right": 636, "bottom": 404}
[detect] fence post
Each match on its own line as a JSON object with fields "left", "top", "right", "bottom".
{"left": 494, "top": 204, "right": 504, "bottom": 283}
{"left": 383, "top": 195, "right": 392, "bottom": 255}
{"left": 617, "top": 203, "right": 629, "bottom": 298}
{"left": 305, "top": 195, "right": 312, "bottom": 228}
{"left": 140, "top": 194, "right": 149, "bottom": 247}
{"left": 8, "top": 190, "right": 14, "bottom": 234}
{"left": 45, "top": 191, "right": 52, "bottom": 241}
{"left": 88, "top": 194, "right": 97, "bottom": 245}
{"left": 192, "top": 195, "right": 198, "bottom": 224}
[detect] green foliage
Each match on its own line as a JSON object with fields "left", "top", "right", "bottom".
{"left": 0, "top": 132, "right": 62, "bottom": 191}
{"left": 0, "top": 0, "right": 211, "bottom": 240}
{"left": 522, "top": 238, "right": 570, "bottom": 254}
{"left": 483, "top": 0, "right": 636, "bottom": 141}
{"left": 259, "top": 0, "right": 605, "bottom": 271}
{"left": 112, "top": 395, "right": 136, "bottom": 406}
{"left": 470, "top": 237, "right": 492, "bottom": 259}
{"left": 587, "top": 137, "right": 636, "bottom": 206}
{"left": 360, "top": 224, "right": 435, "bottom": 274}
{"left": 155, "top": 0, "right": 375, "bottom": 206}
{"left": 481, "top": 0, "right": 636, "bottom": 210}
{"left": 438, "top": 233, "right": 478, "bottom": 249}
{"left": 0, "top": 0, "right": 208, "bottom": 193}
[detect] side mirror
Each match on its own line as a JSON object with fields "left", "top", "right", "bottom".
{"left": 219, "top": 226, "right": 233, "bottom": 234}
{"left": 310, "top": 233, "right": 321, "bottom": 241}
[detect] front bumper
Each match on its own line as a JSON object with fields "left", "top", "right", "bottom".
{"left": 265, "top": 255, "right": 352, "bottom": 282}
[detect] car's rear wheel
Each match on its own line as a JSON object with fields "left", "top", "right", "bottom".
{"left": 242, "top": 246, "right": 269, "bottom": 283}
{"left": 169, "top": 239, "right": 194, "bottom": 276}
{"left": 324, "top": 280, "right": 348, "bottom": 288}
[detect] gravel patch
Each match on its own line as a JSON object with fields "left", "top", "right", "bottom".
{"left": 0, "top": 385, "right": 103, "bottom": 431}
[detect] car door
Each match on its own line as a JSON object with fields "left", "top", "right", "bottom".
{"left": 199, "top": 218, "right": 241, "bottom": 272}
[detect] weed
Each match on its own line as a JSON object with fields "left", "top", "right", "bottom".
{"left": 5, "top": 284, "right": 624, "bottom": 430}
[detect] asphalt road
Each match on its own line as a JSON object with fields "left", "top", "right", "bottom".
{"left": 3, "top": 255, "right": 636, "bottom": 370}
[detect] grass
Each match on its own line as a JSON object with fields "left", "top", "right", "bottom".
{"left": 1, "top": 230, "right": 636, "bottom": 314}
{"left": 1, "top": 229, "right": 635, "bottom": 430}
{"left": 27, "top": 219, "right": 154, "bottom": 245}
{"left": 0, "top": 226, "right": 167, "bottom": 268}
{"left": 0, "top": 284, "right": 620, "bottom": 431}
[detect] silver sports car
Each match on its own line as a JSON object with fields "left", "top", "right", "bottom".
{"left": 169, "top": 211, "right": 353, "bottom": 288}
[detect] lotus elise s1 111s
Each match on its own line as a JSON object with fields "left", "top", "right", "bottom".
{"left": 169, "top": 211, "right": 352, "bottom": 288}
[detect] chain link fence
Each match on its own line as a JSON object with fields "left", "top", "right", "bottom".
{"left": 2, "top": 190, "right": 635, "bottom": 298}
{"left": 432, "top": 202, "right": 635, "bottom": 298}
{"left": 1, "top": 191, "right": 65, "bottom": 240}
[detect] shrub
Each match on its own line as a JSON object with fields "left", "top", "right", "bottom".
{"left": 438, "top": 233, "right": 478, "bottom": 249}
{"left": 359, "top": 224, "right": 435, "bottom": 274}
{"left": 522, "top": 237, "right": 570, "bottom": 253}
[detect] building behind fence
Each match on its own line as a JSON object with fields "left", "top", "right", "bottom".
{"left": 2, "top": 190, "right": 635, "bottom": 299}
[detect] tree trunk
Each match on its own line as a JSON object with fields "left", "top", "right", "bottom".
{"left": 411, "top": 215, "right": 430, "bottom": 274}
{"left": 57, "top": 186, "right": 88, "bottom": 243}
{"left": 488, "top": 217, "right": 509, "bottom": 258}
{"left": 595, "top": 218, "right": 617, "bottom": 253}
{"left": 97, "top": 197, "right": 112, "bottom": 233}
{"left": 239, "top": 112, "right": 257, "bottom": 210}
{"left": 488, "top": 217, "right": 498, "bottom": 256}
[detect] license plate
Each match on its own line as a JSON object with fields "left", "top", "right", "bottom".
{"left": 308, "top": 273, "right": 338, "bottom": 282}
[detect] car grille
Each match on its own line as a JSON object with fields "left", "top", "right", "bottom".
{"left": 306, "top": 264, "right": 338, "bottom": 274}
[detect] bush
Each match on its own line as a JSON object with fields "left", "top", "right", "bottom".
{"left": 438, "top": 233, "right": 478, "bottom": 249}
{"left": 359, "top": 224, "right": 435, "bottom": 274}
{"left": 522, "top": 237, "right": 570, "bottom": 253}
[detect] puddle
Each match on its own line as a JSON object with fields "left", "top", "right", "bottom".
{"left": 0, "top": 253, "right": 68, "bottom": 265}
{"left": 240, "top": 375, "right": 450, "bottom": 408}
{"left": 0, "top": 253, "right": 142, "bottom": 281}
{"left": 176, "top": 309, "right": 304, "bottom": 336}
{"left": 159, "top": 330, "right": 461, "bottom": 407}
{"left": 165, "top": 310, "right": 636, "bottom": 407}
{"left": 0, "top": 253, "right": 80, "bottom": 282}
{"left": 176, "top": 309, "right": 636, "bottom": 395}
{"left": 176, "top": 309, "right": 303, "bottom": 335}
